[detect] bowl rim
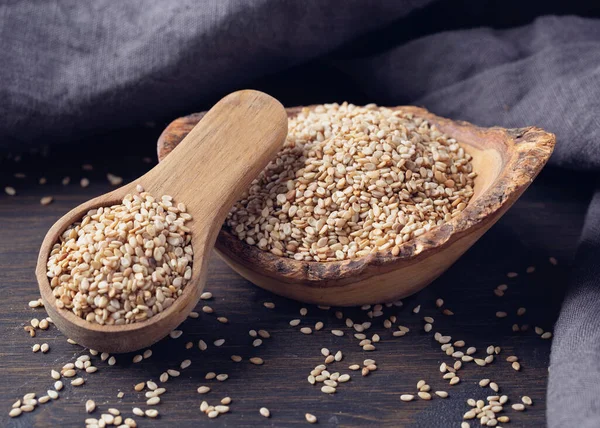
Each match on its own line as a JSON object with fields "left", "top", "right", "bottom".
{"left": 158, "top": 105, "right": 556, "bottom": 285}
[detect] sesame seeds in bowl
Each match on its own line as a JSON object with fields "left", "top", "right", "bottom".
{"left": 226, "top": 103, "right": 477, "bottom": 262}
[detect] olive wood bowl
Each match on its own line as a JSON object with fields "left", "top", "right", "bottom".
{"left": 157, "top": 106, "right": 555, "bottom": 306}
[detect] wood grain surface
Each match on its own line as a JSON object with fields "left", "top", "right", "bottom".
{"left": 0, "top": 124, "right": 591, "bottom": 427}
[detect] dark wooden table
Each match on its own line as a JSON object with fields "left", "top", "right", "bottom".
{"left": 0, "top": 126, "right": 591, "bottom": 427}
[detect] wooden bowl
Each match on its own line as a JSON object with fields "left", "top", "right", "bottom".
{"left": 157, "top": 106, "right": 555, "bottom": 306}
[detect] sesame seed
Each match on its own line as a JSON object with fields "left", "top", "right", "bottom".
{"left": 250, "top": 357, "right": 264, "bottom": 365}
{"left": 200, "top": 292, "right": 213, "bottom": 300}
{"left": 400, "top": 394, "right": 415, "bottom": 402}
{"left": 264, "top": 302, "right": 275, "bottom": 309}
{"left": 305, "top": 413, "right": 318, "bottom": 423}
{"left": 231, "top": 355, "right": 242, "bottom": 362}
{"left": 512, "top": 362, "right": 521, "bottom": 371}
{"left": 260, "top": 407, "right": 270, "bottom": 418}
{"left": 71, "top": 377, "right": 85, "bottom": 386}
{"left": 541, "top": 332, "right": 553, "bottom": 339}
{"left": 5, "top": 186, "right": 16, "bottom": 196}
{"left": 522, "top": 396, "right": 533, "bottom": 405}
{"left": 321, "top": 386, "right": 336, "bottom": 394}
{"left": 289, "top": 319, "right": 301, "bottom": 326}
{"left": 435, "top": 391, "right": 448, "bottom": 398}
{"left": 198, "top": 386, "right": 210, "bottom": 394}
{"left": 512, "top": 403, "right": 525, "bottom": 411}
{"left": 300, "top": 327, "right": 313, "bottom": 335}
{"left": 495, "top": 311, "right": 507, "bottom": 318}
{"left": 145, "top": 409, "right": 159, "bottom": 418}
{"left": 86, "top": 400, "right": 96, "bottom": 413}
{"left": 40, "top": 196, "right": 54, "bottom": 205}
{"left": 331, "top": 329, "right": 344, "bottom": 337}
{"left": 213, "top": 339, "right": 225, "bottom": 347}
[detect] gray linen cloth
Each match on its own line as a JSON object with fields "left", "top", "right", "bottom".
{"left": 1, "top": 1, "right": 599, "bottom": 426}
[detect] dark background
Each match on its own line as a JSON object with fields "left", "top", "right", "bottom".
{"left": 2, "top": 1, "right": 599, "bottom": 426}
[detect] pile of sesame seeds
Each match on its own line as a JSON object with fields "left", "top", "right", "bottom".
{"left": 226, "top": 103, "right": 476, "bottom": 261}
{"left": 46, "top": 187, "right": 193, "bottom": 325}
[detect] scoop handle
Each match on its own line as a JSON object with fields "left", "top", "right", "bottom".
{"left": 142, "top": 89, "right": 288, "bottom": 238}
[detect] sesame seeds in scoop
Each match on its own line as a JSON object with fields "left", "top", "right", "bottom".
{"left": 46, "top": 189, "right": 193, "bottom": 325}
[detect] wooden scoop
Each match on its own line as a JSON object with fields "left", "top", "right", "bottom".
{"left": 35, "top": 90, "right": 288, "bottom": 353}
